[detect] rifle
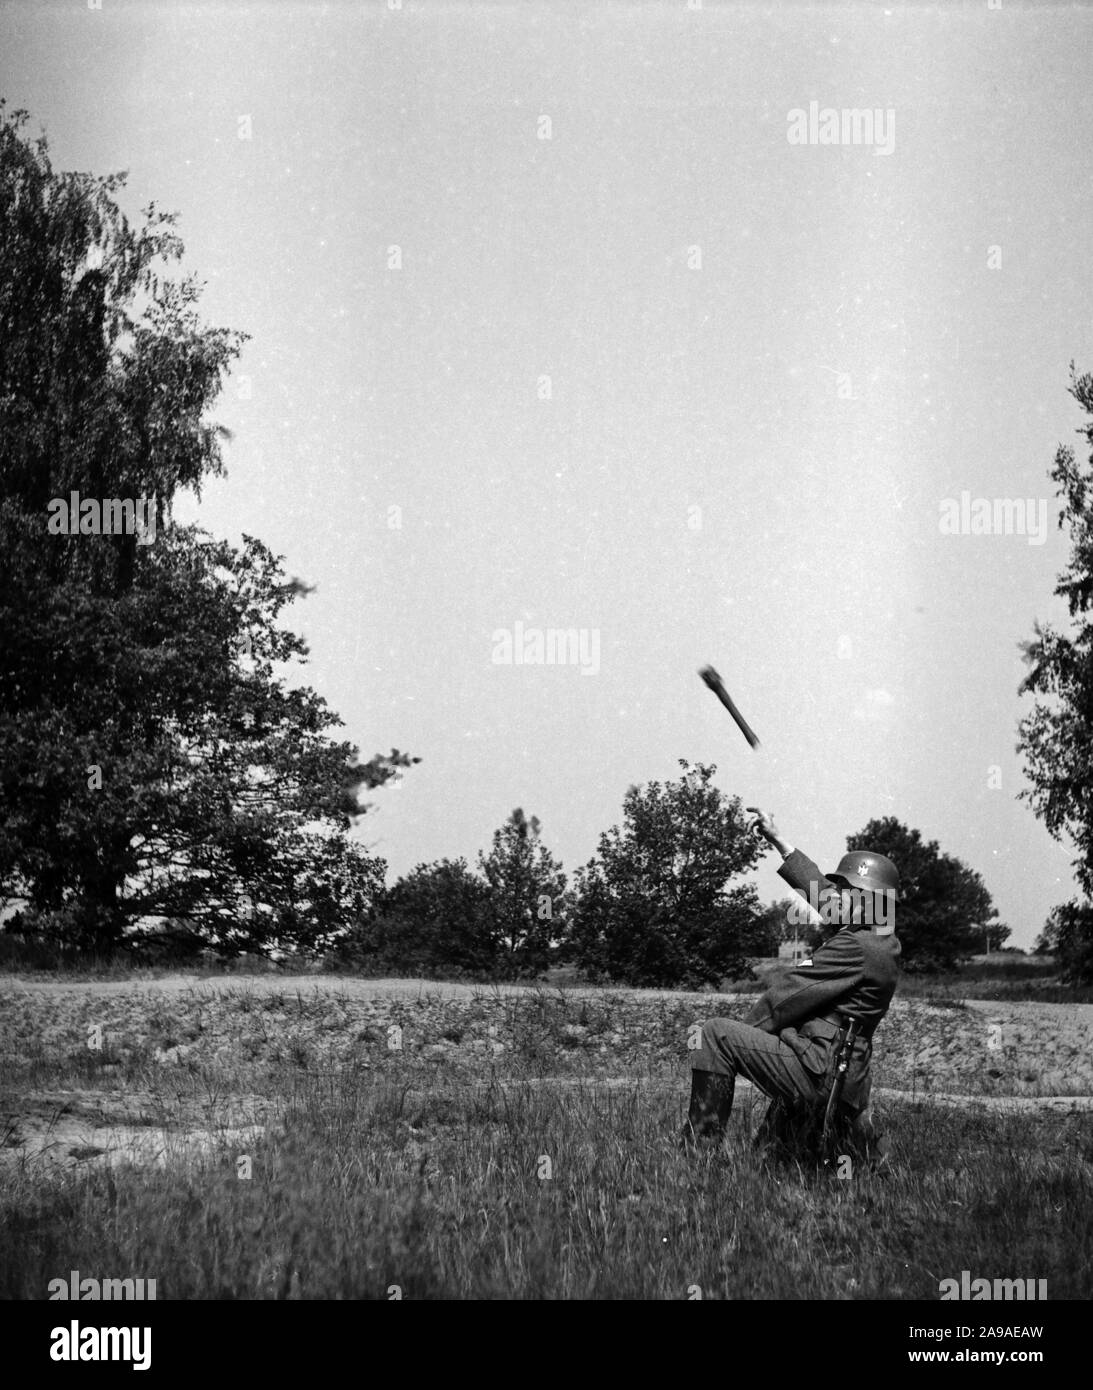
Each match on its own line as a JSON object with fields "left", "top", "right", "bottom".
{"left": 821, "top": 1015, "right": 861, "bottom": 1163}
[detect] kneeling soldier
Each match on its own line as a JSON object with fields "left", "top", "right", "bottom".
{"left": 682, "top": 808, "right": 900, "bottom": 1155}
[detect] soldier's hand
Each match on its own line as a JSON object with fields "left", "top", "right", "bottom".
{"left": 745, "top": 808, "right": 795, "bottom": 858}
{"left": 745, "top": 807, "right": 780, "bottom": 843}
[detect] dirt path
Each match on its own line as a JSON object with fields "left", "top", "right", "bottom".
{"left": 872, "top": 1087, "right": 1093, "bottom": 1112}
{"left": 507, "top": 1075, "right": 1093, "bottom": 1112}
{"left": 503, "top": 1078, "right": 1090, "bottom": 1112}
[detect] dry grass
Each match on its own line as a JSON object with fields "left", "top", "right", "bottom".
{"left": 1, "top": 977, "right": 1091, "bottom": 1299}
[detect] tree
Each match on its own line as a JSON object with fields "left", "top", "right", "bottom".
{"left": 237, "top": 831, "right": 388, "bottom": 959}
{"left": 0, "top": 104, "right": 415, "bottom": 954}
{"left": 1035, "top": 902, "right": 1093, "bottom": 983}
{"left": 0, "top": 520, "right": 408, "bottom": 953}
{"left": 1032, "top": 924, "right": 1054, "bottom": 956}
{"left": 478, "top": 808, "right": 568, "bottom": 977}
{"left": 844, "top": 818, "right": 998, "bottom": 971}
{"left": 749, "top": 900, "right": 787, "bottom": 956}
{"left": 336, "top": 858, "right": 496, "bottom": 977}
{"left": 1017, "top": 364, "right": 1093, "bottom": 983}
{"left": 568, "top": 760, "right": 764, "bottom": 988}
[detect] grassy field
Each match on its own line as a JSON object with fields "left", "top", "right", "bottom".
{"left": 2, "top": 973, "right": 1092, "bottom": 1300}
{"left": 3, "top": 1065, "right": 1090, "bottom": 1300}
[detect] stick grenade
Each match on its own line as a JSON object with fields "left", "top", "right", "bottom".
{"left": 698, "top": 665, "right": 761, "bottom": 749}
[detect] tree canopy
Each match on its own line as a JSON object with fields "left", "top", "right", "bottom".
{"left": 1017, "top": 364, "right": 1093, "bottom": 982}
{"left": 0, "top": 103, "right": 414, "bottom": 955}
{"left": 568, "top": 760, "right": 765, "bottom": 988}
{"left": 844, "top": 817, "right": 998, "bottom": 971}
{"left": 477, "top": 808, "right": 569, "bottom": 976}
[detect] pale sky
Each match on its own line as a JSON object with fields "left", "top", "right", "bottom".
{"left": 3, "top": 0, "right": 1091, "bottom": 948}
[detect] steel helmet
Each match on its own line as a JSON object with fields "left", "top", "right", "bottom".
{"left": 829, "top": 850, "right": 900, "bottom": 899}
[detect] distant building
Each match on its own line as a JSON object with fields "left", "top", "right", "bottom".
{"left": 778, "top": 939, "right": 809, "bottom": 964}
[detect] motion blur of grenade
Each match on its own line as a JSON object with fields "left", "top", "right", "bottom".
{"left": 682, "top": 808, "right": 901, "bottom": 1168}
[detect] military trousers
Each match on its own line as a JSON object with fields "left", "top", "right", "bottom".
{"left": 689, "top": 1017, "right": 824, "bottom": 1109}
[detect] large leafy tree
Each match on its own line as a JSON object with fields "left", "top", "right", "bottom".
{"left": 1017, "top": 365, "right": 1093, "bottom": 982}
{"left": 338, "top": 858, "right": 497, "bottom": 978}
{"left": 569, "top": 761, "right": 765, "bottom": 988}
{"left": 0, "top": 104, "right": 413, "bottom": 953}
{"left": 844, "top": 818, "right": 997, "bottom": 971}
{"left": 0, "top": 102, "right": 234, "bottom": 583}
{"left": 478, "top": 808, "right": 568, "bottom": 977}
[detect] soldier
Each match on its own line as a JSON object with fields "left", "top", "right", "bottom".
{"left": 682, "top": 808, "right": 901, "bottom": 1158}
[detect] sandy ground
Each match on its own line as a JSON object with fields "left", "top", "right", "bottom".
{"left": 3, "top": 974, "right": 1091, "bottom": 1179}
{"left": 1, "top": 1086, "right": 278, "bottom": 1177}
{"left": 511, "top": 1076, "right": 1093, "bottom": 1107}
{"left": 0, "top": 974, "right": 738, "bottom": 1000}
{"left": 4, "top": 973, "right": 1091, "bottom": 1024}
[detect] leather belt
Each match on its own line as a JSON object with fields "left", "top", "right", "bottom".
{"left": 818, "top": 1012, "right": 872, "bottom": 1042}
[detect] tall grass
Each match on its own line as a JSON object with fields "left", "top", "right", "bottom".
{"left": 3, "top": 1061, "right": 1090, "bottom": 1300}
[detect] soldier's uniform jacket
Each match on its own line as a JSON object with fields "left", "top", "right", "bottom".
{"left": 745, "top": 848, "right": 901, "bottom": 1110}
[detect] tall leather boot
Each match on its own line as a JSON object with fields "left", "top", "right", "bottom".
{"left": 680, "top": 1069, "right": 735, "bottom": 1149}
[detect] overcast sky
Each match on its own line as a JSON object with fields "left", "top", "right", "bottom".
{"left": 3, "top": 0, "right": 1091, "bottom": 948}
